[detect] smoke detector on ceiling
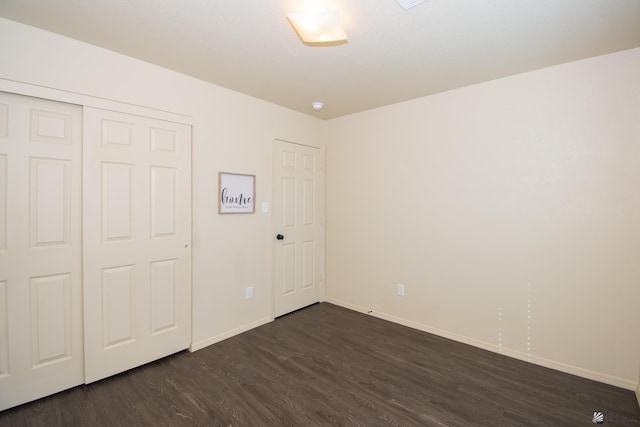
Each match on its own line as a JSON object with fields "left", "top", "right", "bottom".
{"left": 396, "top": 0, "right": 428, "bottom": 10}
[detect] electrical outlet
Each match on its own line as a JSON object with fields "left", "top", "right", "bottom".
{"left": 246, "top": 286, "right": 253, "bottom": 299}
{"left": 397, "top": 284, "right": 405, "bottom": 297}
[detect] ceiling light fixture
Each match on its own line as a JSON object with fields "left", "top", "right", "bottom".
{"left": 287, "top": 7, "right": 347, "bottom": 45}
{"left": 311, "top": 102, "right": 324, "bottom": 111}
{"left": 396, "top": 0, "right": 428, "bottom": 10}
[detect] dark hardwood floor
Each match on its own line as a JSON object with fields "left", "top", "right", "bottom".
{"left": 1, "top": 303, "right": 638, "bottom": 426}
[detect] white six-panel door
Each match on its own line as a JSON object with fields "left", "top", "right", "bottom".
{"left": 82, "top": 107, "right": 192, "bottom": 383}
{"left": 273, "top": 140, "right": 325, "bottom": 317}
{"left": 0, "top": 92, "right": 84, "bottom": 410}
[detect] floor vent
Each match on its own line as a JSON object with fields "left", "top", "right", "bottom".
{"left": 396, "top": 0, "right": 428, "bottom": 10}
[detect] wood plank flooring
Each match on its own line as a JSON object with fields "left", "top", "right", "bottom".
{"left": 1, "top": 303, "right": 638, "bottom": 426}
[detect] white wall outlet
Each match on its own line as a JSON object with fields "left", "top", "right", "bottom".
{"left": 246, "top": 286, "right": 253, "bottom": 299}
{"left": 397, "top": 283, "right": 405, "bottom": 297}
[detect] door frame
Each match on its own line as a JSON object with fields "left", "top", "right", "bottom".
{"left": 0, "top": 79, "right": 193, "bottom": 127}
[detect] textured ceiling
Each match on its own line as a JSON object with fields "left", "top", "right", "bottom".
{"left": 1, "top": 0, "right": 639, "bottom": 119}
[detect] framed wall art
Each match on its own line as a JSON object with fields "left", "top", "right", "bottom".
{"left": 218, "top": 172, "right": 255, "bottom": 214}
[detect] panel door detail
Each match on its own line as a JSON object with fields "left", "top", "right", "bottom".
{"left": 0, "top": 91, "right": 83, "bottom": 411}
{"left": 83, "top": 107, "right": 192, "bottom": 384}
{"left": 273, "top": 140, "right": 325, "bottom": 317}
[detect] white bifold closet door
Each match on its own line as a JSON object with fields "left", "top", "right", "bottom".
{"left": 82, "top": 107, "right": 192, "bottom": 383}
{"left": 0, "top": 92, "right": 84, "bottom": 411}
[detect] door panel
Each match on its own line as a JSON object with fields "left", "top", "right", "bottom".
{"left": 0, "top": 91, "right": 83, "bottom": 411}
{"left": 29, "top": 158, "right": 71, "bottom": 247}
{"left": 102, "top": 264, "right": 136, "bottom": 348}
{"left": 273, "top": 140, "right": 325, "bottom": 317}
{"left": 83, "top": 107, "right": 191, "bottom": 384}
{"left": 150, "top": 259, "right": 178, "bottom": 334}
{"left": 29, "top": 274, "right": 73, "bottom": 367}
{"left": 151, "top": 166, "right": 177, "bottom": 237}
{"left": 102, "top": 162, "right": 134, "bottom": 241}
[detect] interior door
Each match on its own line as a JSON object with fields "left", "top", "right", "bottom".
{"left": 82, "top": 107, "right": 192, "bottom": 383}
{"left": 0, "top": 92, "right": 83, "bottom": 410}
{"left": 273, "top": 139, "right": 325, "bottom": 317}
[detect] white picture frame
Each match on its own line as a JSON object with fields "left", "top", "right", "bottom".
{"left": 218, "top": 172, "right": 255, "bottom": 214}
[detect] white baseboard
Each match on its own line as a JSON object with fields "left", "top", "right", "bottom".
{"left": 326, "top": 298, "right": 636, "bottom": 391}
{"left": 189, "top": 315, "right": 273, "bottom": 352}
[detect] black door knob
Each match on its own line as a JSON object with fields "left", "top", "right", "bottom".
{"left": 276, "top": 234, "right": 284, "bottom": 240}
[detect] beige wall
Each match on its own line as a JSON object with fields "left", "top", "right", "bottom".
{"left": 0, "top": 17, "right": 323, "bottom": 350}
{"left": 324, "top": 48, "right": 640, "bottom": 389}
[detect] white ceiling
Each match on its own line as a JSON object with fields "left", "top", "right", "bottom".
{"left": 1, "top": 0, "right": 639, "bottom": 119}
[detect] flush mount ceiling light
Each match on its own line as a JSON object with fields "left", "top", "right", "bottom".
{"left": 396, "top": 0, "right": 428, "bottom": 10}
{"left": 287, "top": 7, "right": 347, "bottom": 45}
{"left": 311, "top": 101, "right": 324, "bottom": 111}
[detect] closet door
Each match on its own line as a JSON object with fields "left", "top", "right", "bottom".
{"left": 0, "top": 92, "right": 83, "bottom": 411}
{"left": 82, "top": 107, "right": 192, "bottom": 383}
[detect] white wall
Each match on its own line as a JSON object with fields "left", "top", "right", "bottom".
{"left": 324, "top": 48, "right": 640, "bottom": 390}
{"left": 0, "top": 17, "right": 323, "bottom": 350}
